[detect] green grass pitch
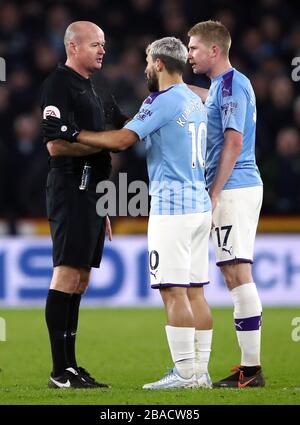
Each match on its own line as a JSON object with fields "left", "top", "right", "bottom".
{"left": 0, "top": 307, "right": 299, "bottom": 405}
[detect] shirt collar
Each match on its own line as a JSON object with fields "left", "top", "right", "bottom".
{"left": 212, "top": 67, "right": 234, "bottom": 82}
{"left": 58, "top": 64, "right": 90, "bottom": 82}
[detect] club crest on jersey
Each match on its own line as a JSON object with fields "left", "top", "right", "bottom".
{"left": 43, "top": 105, "right": 61, "bottom": 119}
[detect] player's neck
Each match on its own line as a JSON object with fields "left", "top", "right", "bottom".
{"left": 65, "top": 59, "right": 91, "bottom": 79}
{"left": 159, "top": 74, "right": 183, "bottom": 91}
{"left": 208, "top": 59, "right": 232, "bottom": 80}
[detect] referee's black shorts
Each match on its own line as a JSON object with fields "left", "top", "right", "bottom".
{"left": 46, "top": 167, "right": 106, "bottom": 269}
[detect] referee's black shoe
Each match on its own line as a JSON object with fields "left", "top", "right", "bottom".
{"left": 76, "top": 366, "right": 111, "bottom": 388}
{"left": 48, "top": 367, "right": 96, "bottom": 389}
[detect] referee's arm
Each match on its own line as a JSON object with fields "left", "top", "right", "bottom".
{"left": 47, "top": 139, "right": 102, "bottom": 156}
{"left": 77, "top": 128, "right": 139, "bottom": 151}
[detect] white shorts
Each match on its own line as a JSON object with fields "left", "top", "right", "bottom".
{"left": 148, "top": 211, "right": 211, "bottom": 288}
{"left": 211, "top": 186, "right": 263, "bottom": 266}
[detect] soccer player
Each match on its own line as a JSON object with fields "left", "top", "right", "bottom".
{"left": 40, "top": 21, "right": 127, "bottom": 389}
{"left": 43, "top": 36, "right": 214, "bottom": 390}
{"left": 188, "top": 21, "right": 265, "bottom": 388}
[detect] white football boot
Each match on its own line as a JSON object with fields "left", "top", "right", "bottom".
{"left": 143, "top": 368, "right": 197, "bottom": 390}
{"left": 196, "top": 372, "right": 213, "bottom": 388}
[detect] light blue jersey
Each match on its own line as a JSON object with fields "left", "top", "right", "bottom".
{"left": 205, "top": 68, "right": 263, "bottom": 189}
{"left": 125, "top": 83, "right": 211, "bottom": 215}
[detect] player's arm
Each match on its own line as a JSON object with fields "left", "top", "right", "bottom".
{"left": 209, "top": 129, "right": 243, "bottom": 209}
{"left": 46, "top": 139, "right": 102, "bottom": 156}
{"left": 209, "top": 82, "right": 247, "bottom": 209}
{"left": 42, "top": 117, "right": 138, "bottom": 151}
{"left": 43, "top": 93, "right": 168, "bottom": 150}
{"left": 77, "top": 128, "right": 138, "bottom": 150}
{"left": 187, "top": 85, "right": 209, "bottom": 102}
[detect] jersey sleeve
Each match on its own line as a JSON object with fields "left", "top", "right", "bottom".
{"left": 219, "top": 80, "right": 247, "bottom": 135}
{"left": 124, "top": 94, "right": 174, "bottom": 140}
{"left": 40, "top": 74, "right": 71, "bottom": 122}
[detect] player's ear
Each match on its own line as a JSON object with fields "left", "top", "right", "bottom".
{"left": 155, "top": 58, "right": 163, "bottom": 72}
{"left": 210, "top": 44, "right": 219, "bottom": 58}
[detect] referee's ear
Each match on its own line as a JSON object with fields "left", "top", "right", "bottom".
{"left": 69, "top": 41, "right": 78, "bottom": 54}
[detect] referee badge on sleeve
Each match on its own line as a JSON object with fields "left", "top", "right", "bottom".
{"left": 43, "top": 105, "right": 61, "bottom": 119}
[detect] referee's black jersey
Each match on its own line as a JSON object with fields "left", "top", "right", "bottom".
{"left": 40, "top": 64, "right": 112, "bottom": 180}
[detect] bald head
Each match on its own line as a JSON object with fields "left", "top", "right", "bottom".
{"left": 64, "top": 21, "right": 104, "bottom": 52}
{"left": 64, "top": 21, "right": 106, "bottom": 77}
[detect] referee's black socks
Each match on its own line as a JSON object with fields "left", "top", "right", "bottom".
{"left": 45, "top": 289, "right": 71, "bottom": 377}
{"left": 65, "top": 293, "right": 82, "bottom": 369}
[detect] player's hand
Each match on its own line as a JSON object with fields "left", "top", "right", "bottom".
{"left": 208, "top": 188, "right": 218, "bottom": 212}
{"left": 210, "top": 195, "right": 218, "bottom": 212}
{"left": 105, "top": 215, "right": 113, "bottom": 241}
{"left": 42, "top": 116, "right": 80, "bottom": 143}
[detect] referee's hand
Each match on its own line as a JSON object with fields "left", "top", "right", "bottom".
{"left": 42, "top": 116, "right": 80, "bottom": 143}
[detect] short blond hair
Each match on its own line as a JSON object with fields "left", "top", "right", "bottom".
{"left": 188, "top": 20, "right": 231, "bottom": 56}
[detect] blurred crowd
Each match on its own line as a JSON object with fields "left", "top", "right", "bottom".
{"left": 0, "top": 0, "right": 300, "bottom": 232}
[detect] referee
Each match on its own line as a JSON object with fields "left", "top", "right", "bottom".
{"left": 40, "top": 21, "right": 126, "bottom": 389}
